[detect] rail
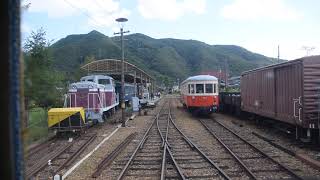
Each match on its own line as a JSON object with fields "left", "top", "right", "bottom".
{"left": 199, "top": 119, "right": 258, "bottom": 179}
{"left": 167, "top": 110, "right": 231, "bottom": 180}
{"left": 91, "top": 133, "right": 137, "bottom": 178}
{"left": 200, "top": 118, "right": 304, "bottom": 180}
{"left": 26, "top": 143, "right": 73, "bottom": 179}
{"left": 54, "top": 134, "right": 97, "bottom": 174}
{"left": 158, "top": 102, "right": 185, "bottom": 180}
{"left": 116, "top": 102, "right": 165, "bottom": 180}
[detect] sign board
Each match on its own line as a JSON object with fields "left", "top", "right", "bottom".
{"left": 132, "top": 97, "right": 140, "bottom": 111}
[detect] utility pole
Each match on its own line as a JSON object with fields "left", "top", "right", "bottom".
{"left": 114, "top": 18, "right": 129, "bottom": 127}
{"left": 277, "top": 45, "right": 280, "bottom": 63}
{"left": 177, "top": 78, "right": 180, "bottom": 88}
{"left": 301, "top": 46, "right": 315, "bottom": 57}
{"left": 219, "top": 68, "right": 221, "bottom": 85}
{"left": 224, "top": 59, "right": 228, "bottom": 90}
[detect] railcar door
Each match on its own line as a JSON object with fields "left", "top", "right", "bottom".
{"left": 275, "top": 63, "right": 303, "bottom": 125}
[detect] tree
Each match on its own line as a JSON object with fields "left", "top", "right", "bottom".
{"left": 24, "top": 28, "right": 64, "bottom": 108}
{"left": 83, "top": 55, "right": 95, "bottom": 65}
{"left": 70, "top": 55, "right": 96, "bottom": 82}
{"left": 21, "top": 0, "right": 31, "bottom": 11}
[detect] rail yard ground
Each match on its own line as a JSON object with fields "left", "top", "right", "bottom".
{"left": 25, "top": 95, "right": 320, "bottom": 179}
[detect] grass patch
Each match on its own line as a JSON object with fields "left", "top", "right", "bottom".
{"left": 26, "top": 107, "right": 48, "bottom": 145}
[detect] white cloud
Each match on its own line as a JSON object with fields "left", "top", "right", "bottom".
{"left": 21, "top": 23, "right": 31, "bottom": 33}
{"left": 28, "top": 0, "right": 130, "bottom": 27}
{"left": 137, "top": 0, "right": 206, "bottom": 21}
{"left": 221, "top": 0, "right": 302, "bottom": 21}
{"left": 241, "top": 40, "right": 320, "bottom": 60}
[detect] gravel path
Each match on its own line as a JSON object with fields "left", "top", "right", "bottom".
{"left": 65, "top": 99, "right": 164, "bottom": 180}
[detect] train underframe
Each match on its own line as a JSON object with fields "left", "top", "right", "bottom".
{"left": 219, "top": 104, "right": 320, "bottom": 144}
{"left": 185, "top": 104, "right": 218, "bottom": 115}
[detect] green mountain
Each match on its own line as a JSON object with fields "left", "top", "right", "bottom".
{"left": 50, "top": 30, "right": 282, "bottom": 82}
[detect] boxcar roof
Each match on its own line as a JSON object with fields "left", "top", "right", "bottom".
{"left": 241, "top": 55, "right": 320, "bottom": 75}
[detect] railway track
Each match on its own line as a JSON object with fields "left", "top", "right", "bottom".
{"left": 115, "top": 100, "right": 231, "bottom": 179}
{"left": 26, "top": 136, "right": 57, "bottom": 159}
{"left": 115, "top": 104, "right": 168, "bottom": 179}
{"left": 25, "top": 133, "right": 96, "bottom": 179}
{"left": 199, "top": 118, "right": 304, "bottom": 180}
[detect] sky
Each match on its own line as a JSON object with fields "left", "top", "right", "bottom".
{"left": 22, "top": 0, "right": 320, "bottom": 60}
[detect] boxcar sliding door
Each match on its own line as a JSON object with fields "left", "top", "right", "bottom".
{"left": 275, "top": 63, "right": 303, "bottom": 126}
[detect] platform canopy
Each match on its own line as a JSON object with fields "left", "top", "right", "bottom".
{"left": 81, "top": 59, "right": 153, "bottom": 84}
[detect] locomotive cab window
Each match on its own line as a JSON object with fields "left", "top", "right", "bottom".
{"left": 196, "top": 84, "right": 204, "bottom": 93}
{"left": 205, "top": 84, "right": 213, "bottom": 93}
{"left": 214, "top": 84, "right": 217, "bottom": 93}
{"left": 98, "top": 79, "right": 110, "bottom": 85}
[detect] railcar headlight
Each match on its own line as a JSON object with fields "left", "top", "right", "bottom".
{"left": 88, "top": 85, "right": 93, "bottom": 89}
{"left": 72, "top": 85, "right": 77, "bottom": 89}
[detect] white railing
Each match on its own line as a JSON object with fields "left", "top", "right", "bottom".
{"left": 87, "top": 93, "right": 103, "bottom": 110}
{"left": 66, "top": 91, "right": 118, "bottom": 110}
{"left": 69, "top": 93, "right": 77, "bottom": 107}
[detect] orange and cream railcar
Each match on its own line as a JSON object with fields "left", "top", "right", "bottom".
{"left": 180, "top": 75, "right": 219, "bottom": 114}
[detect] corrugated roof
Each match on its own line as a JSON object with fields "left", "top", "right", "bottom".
{"left": 81, "top": 59, "right": 153, "bottom": 80}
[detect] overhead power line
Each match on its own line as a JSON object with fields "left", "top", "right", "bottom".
{"left": 92, "top": 0, "right": 117, "bottom": 16}
{"left": 62, "top": 0, "right": 104, "bottom": 27}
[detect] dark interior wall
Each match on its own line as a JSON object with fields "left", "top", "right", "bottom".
{"left": 1, "top": 0, "right": 23, "bottom": 179}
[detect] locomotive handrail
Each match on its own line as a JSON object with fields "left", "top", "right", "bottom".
{"left": 293, "top": 96, "right": 303, "bottom": 123}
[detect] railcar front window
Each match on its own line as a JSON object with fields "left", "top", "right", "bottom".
{"left": 214, "top": 84, "right": 217, "bottom": 93}
{"left": 196, "top": 84, "right": 204, "bottom": 93}
{"left": 205, "top": 84, "right": 213, "bottom": 93}
{"left": 189, "top": 84, "right": 195, "bottom": 94}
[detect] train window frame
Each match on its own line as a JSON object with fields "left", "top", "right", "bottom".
{"left": 98, "top": 79, "right": 111, "bottom": 85}
{"left": 196, "top": 84, "right": 204, "bottom": 94}
{"left": 86, "top": 78, "right": 94, "bottom": 82}
{"left": 189, "top": 84, "right": 195, "bottom": 94}
{"left": 214, "top": 84, "right": 217, "bottom": 93}
{"left": 205, "top": 84, "right": 213, "bottom": 93}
